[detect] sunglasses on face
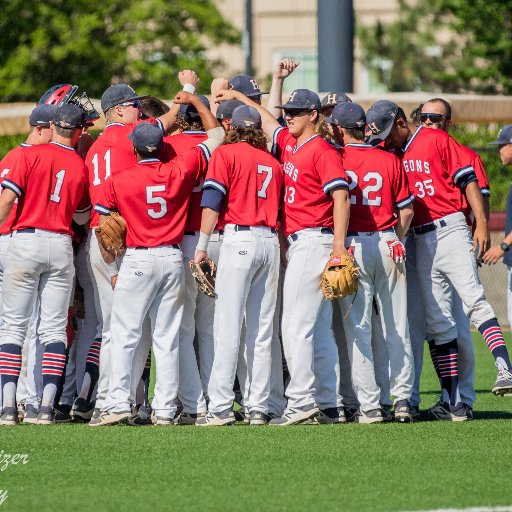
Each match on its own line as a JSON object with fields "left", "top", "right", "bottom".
{"left": 420, "top": 113, "right": 448, "bottom": 124}
{"left": 119, "top": 100, "right": 142, "bottom": 109}
{"left": 284, "top": 109, "right": 311, "bottom": 118}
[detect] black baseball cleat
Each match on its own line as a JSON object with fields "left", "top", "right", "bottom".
{"left": 55, "top": 404, "right": 72, "bottom": 423}
{"left": 393, "top": 399, "right": 413, "bottom": 423}
{"left": 71, "top": 397, "right": 95, "bottom": 422}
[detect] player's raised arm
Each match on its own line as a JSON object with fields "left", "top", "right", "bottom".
{"left": 157, "top": 70, "right": 200, "bottom": 133}
{"left": 266, "top": 59, "right": 300, "bottom": 119}
{"left": 215, "top": 89, "right": 280, "bottom": 138}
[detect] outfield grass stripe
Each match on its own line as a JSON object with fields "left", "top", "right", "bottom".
{"left": 406, "top": 507, "right": 512, "bottom": 512}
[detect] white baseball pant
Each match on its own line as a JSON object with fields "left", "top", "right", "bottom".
{"left": 339, "top": 231, "right": 414, "bottom": 412}
{"left": 281, "top": 228, "right": 339, "bottom": 409}
{"left": 178, "top": 231, "right": 222, "bottom": 413}
{"left": 407, "top": 232, "right": 476, "bottom": 407}
{"left": 413, "top": 212, "right": 496, "bottom": 343}
{"left": 87, "top": 230, "right": 150, "bottom": 409}
{"left": 208, "top": 225, "right": 279, "bottom": 414}
{"left": 104, "top": 246, "right": 184, "bottom": 418}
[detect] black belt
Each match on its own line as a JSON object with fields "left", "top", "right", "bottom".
{"left": 134, "top": 245, "right": 180, "bottom": 250}
{"left": 17, "top": 228, "right": 36, "bottom": 233}
{"left": 347, "top": 228, "right": 394, "bottom": 236}
{"left": 288, "top": 227, "right": 333, "bottom": 242}
{"left": 234, "top": 225, "right": 277, "bottom": 234}
{"left": 184, "top": 230, "right": 224, "bottom": 236}
{"left": 413, "top": 220, "right": 446, "bottom": 235}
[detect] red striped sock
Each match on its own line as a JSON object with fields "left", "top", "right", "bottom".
{"left": 436, "top": 339, "right": 461, "bottom": 406}
{"left": 479, "top": 318, "right": 512, "bottom": 371}
{"left": 0, "top": 344, "right": 22, "bottom": 408}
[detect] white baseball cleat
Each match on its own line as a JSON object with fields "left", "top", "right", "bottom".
{"left": 196, "top": 409, "right": 236, "bottom": 426}
{"left": 269, "top": 404, "right": 319, "bottom": 426}
{"left": 352, "top": 408, "right": 385, "bottom": 424}
{"left": 0, "top": 407, "right": 19, "bottom": 426}
{"left": 174, "top": 412, "right": 206, "bottom": 426}
{"left": 492, "top": 368, "right": 512, "bottom": 396}
{"left": 88, "top": 409, "right": 131, "bottom": 427}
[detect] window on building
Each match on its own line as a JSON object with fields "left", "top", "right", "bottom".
{"left": 273, "top": 49, "right": 318, "bottom": 92}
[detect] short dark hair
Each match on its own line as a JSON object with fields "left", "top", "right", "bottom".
{"left": 141, "top": 96, "right": 170, "bottom": 118}
{"left": 425, "top": 98, "right": 452, "bottom": 119}
{"left": 345, "top": 127, "right": 366, "bottom": 141}
{"left": 136, "top": 147, "right": 162, "bottom": 159}
{"left": 396, "top": 107, "right": 407, "bottom": 122}
{"left": 53, "top": 125, "right": 76, "bottom": 138}
{"left": 410, "top": 104, "right": 423, "bottom": 126}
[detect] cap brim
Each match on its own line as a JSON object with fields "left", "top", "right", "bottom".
{"left": 488, "top": 140, "right": 506, "bottom": 145}
{"left": 246, "top": 91, "right": 267, "bottom": 97}
{"left": 275, "top": 103, "right": 315, "bottom": 110}
{"left": 323, "top": 115, "right": 336, "bottom": 125}
{"left": 367, "top": 121, "right": 394, "bottom": 146}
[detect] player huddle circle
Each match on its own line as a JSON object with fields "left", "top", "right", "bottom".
{"left": 0, "top": 61, "right": 511, "bottom": 429}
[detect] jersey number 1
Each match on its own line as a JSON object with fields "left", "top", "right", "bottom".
{"left": 50, "top": 170, "right": 66, "bottom": 203}
{"left": 91, "top": 150, "right": 111, "bottom": 186}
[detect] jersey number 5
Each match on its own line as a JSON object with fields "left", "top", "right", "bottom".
{"left": 146, "top": 185, "right": 167, "bottom": 219}
{"left": 257, "top": 164, "right": 273, "bottom": 199}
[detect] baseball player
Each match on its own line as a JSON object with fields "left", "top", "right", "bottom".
{"left": 162, "top": 95, "right": 223, "bottom": 425}
{"left": 0, "top": 105, "right": 56, "bottom": 423}
{"left": 367, "top": 100, "right": 512, "bottom": 421}
{"left": 325, "top": 101, "right": 415, "bottom": 423}
{"left": 193, "top": 105, "right": 282, "bottom": 426}
{"left": 83, "top": 72, "right": 198, "bottom": 424}
{"left": 0, "top": 104, "right": 90, "bottom": 425}
{"left": 91, "top": 93, "right": 224, "bottom": 427}
{"left": 483, "top": 125, "right": 512, "bottom": 326}
{"left": 215, "top": 87, "right": 350, "bottom": 425}
{"left": 408, "top": 98, "right": 491, "bottom": 416}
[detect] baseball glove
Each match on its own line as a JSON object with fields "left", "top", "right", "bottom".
{"left": 96, "top": 212, "right": 127, "bottom": 257}
{"left": 189, "top": 258, "right": 217, "bottom": 297}
{"left": 320, "top": 254, "right": 358, "bottom": 300}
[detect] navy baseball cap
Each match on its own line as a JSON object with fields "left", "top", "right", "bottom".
{"left": 228, "top": 75, "right": 267, "bottom": 98}
{"left": 216, "top": 99, "right": 245, "bottom": 120}
{"left": 29, "top": 104, "right": 56, "bottom": 127}
{"left": 53, "top": 104, "right": 86, "bottom": 129}
{"left": 231, "top": 105, "right": 262, "bottom": 128}
{"left": 321, "top": 92, "right": 352, "bottom": 110}
{"left": 178, "top": 95, "right": 210, "bottom": 121}
{"left": 489, "top": 125, "right": 512, "bottom": 145}
{"left": 276, "top": 89, "right": 321, "bottom": 111}
{"left": 366, "top": 100, "right": 399, "bottom": 145}
{"left": 324, "top": 102, "right": 365, "bottom": 129}
{"left": 101, "top": 84, "right": 147, "bottom": 113}
{"left": 128, "top": 122, "right": 163, "bottom": 154}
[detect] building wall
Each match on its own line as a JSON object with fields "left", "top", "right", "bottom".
{"left": 210, "top": 0, "right": 400, "bottom": 93}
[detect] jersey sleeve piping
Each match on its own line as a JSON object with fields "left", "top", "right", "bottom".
{"left": 395, "top": 193, "right": 415, "bottom": 209}
{"left": 94, "top": 203, "right": 115, "bottom": 215}
{"left": 203, "top": 178, "right": 226, "bottom": 195}
{"left": 323, "top": 177, "right": 349, "bottom": 195}
{"left": 271, "top": 127, "right": 285, "bottom": 156}
{"left": 1, "top": 179, "right": 22, "bottom": 196}
{"left": 452, "top": 165, "right": 477, "bottom": 189}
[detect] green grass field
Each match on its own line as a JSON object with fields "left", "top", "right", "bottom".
{"left": 1, "top": 334, "right": 512, "bottom": 512}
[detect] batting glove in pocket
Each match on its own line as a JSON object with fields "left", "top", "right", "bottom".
{"left": 386, "top": 239, "right": 406, "bottom": 263}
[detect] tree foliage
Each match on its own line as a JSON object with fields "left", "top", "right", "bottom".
{"left": 358, "top": 0, "right": 512, "bottom": 94}
{"left": 0, "top": 0, "right": 240, "bottom": 101}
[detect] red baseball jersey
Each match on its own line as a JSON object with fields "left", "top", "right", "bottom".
{"left": 95, "top": 145, "right": 210, "bottom": 247}
{"left": 85, "top": 118, "right": 162, "bottom": 228}
{"left": 401, "top": 127, "right": 476, "bottom": 227}
{"left": 459, "top": 147, "right": 490, "bottom": 223}
{"left": 162, "top": 131, "right": 207, "bottom": 232}
{"left": 271, "top": 127, "right": 349, "bottom": 236}
{"left": 341, "top": 144, "right": 414, "bottom": 232}
{"left": 2, "top": 142, "right": 90, "bottom": 235}
{"left": 0, "top": 143, "right": 32, "bottom": 235}
{"left": 204, "top": 142, "right": 283, "bottom": 228}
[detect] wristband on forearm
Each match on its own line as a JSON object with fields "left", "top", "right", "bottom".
{"left": 183, "top": 83, "right": 196, "bottom": 93}
{"left": 196, "top": 231, "right": 211, "bottom": 252}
